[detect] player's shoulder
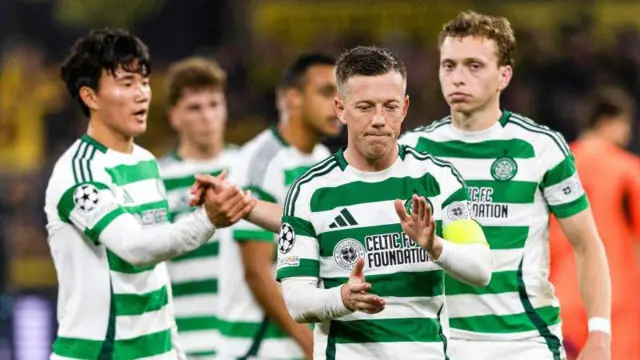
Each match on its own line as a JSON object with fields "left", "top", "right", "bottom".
{"left": 504, "top": 111, "right": 571, "bottom": 155}
{"left": 399, "top": 116, "right": 452, "bottom": 143}
{"left": 157, "top": 150, "right": 180, "bottom": 168}
{"left": 239, "top": 127, "right": 285, "bottom": 157}
{"left": 283, "top": 152, "right": 342, "bottom": 214}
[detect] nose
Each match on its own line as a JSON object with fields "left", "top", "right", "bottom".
{"left": 451, "top": 67, "right": 466, "bottom": 87}
{"left": 371, "top": 105, "right": 386, "bottom": 128}
{"left": 134, "top": 83, "right": 150, "bottom": 103}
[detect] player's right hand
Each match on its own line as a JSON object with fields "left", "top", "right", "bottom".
{"left": 340, "top": 257, "right": 385, "bottom": 314}
{"left": 199, "top": 175, "right": 257, "bottom": 227}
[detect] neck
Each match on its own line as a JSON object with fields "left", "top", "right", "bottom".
{"left": 279, "top": 115, "right": 320, "bottom": 154}
{"left": 451, "top": 101, "right": 502, "bottom": 132}
{"left": 87, "top": 116, "right": 133, "bottom": 153}
{"left": 344, "top": 144, "right": 398, "bottom": 172}
{"left": 177, "top": 138, "right": 223, "bottom": 161}
{"left": 580, "top": 130, "right": 617, "bottom": 147}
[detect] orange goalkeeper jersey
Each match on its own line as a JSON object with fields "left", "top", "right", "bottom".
{"left": 550, "top": 137, "right": 640, "bottom": 360}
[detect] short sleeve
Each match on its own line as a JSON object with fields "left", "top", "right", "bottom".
{"left": 276, "top": 184, "right": 319, "bottom": 281}
{"left": 540, "top": 137, "right": 589, "bottom": 218}
{"left": 57, "top": 181, "right": 126, "bottom": 244}
{"left": 438, "top": 162, "right": 474, "bottom": 230}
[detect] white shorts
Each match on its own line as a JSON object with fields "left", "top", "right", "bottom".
{"left": 447, "top": 339, "right": 567, "bottom": 360}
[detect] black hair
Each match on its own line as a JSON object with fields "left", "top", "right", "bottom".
{"left": 60, "top": 28, "right": 151, "bottom": 117}
{"left": 280, "top": 53, "right": 336, "bottom": 90}
{"left": 335, "top": 46, "right": 407, "bottom": 95}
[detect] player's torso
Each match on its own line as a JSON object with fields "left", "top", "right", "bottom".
{"left": 305, "top": 149, "right": 450, "bottom": 359}
{"left": 217, "top": 128, "right": 329, "bottom": 359}
{"left": 46, "top": 136, "right": 177, "bottom": 359}
{"left": 159, "top": 148, "right": 238, "bottom": 357}
{"left": 400, "top": 113, "right": 562, "bottom": 342}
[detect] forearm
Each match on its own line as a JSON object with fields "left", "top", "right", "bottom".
{"left": 434, "top": 240, "right": 492, "bottom": 287}
{"left": 246, "top": 201, "right": 282, "bottom": 233}
{"left": 245, "top": 269, "right": 309, "bottom": 340}
{"left": 282, "top": 277, "right": 352, "bottom": 323}
{"left": 574, "top": 238, "right": 611, "bottom": 319}
{"left": 100, "top": 208, "right": 215, "bottom": 266}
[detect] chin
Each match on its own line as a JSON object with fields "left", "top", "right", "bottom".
{"left": 449, "top": 102, "right": 474, "bottom": 112}
{"left": 128, "top": 124, "right": 147, "bottom": 138}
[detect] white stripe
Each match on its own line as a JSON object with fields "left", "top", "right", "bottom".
{"left": 339, "top": 296, "right": 440, "bottom": 321}
{"left": 492, "top": 249, "right": 523, "bottom": 272}
{"left": 447, "top": 292, "right": 560, "bottom": 318}
{"left": 277, "top": 234, "right": 318, "bottom": 271}
{"left": 167, "top": 257, "right": 218, "bottom": 283}
{"left": 73, "top": 141, "right": 87, "bottom": 183}
{"left": 438, "top": 157, "right": 540, "bottom": 183}
{"left": 325, "top": 342, "right": 445, "bottom": 360}
{"left": 115, "top": 306, "right": 171, "bottom": 340}
{"left": 177, "top": 330, "right": 218, "bottom": 353}
{"left": 173, "top": 294, "right": 217, "bottom": 317}
{"left": 120, "top": 178, "right": 165, "bottom": 205}
{"left": 138, "top": 349, "right": 177, "bottom": 360}
{"left": 319, "top": 256, "right": 441, "bottom": 278}
{"left": 110, "top": 266, "right": 166, "bottom": 295}
{"left": 543, "top": 172, "right": 585, "bottom": 206}
{"left": 510, "top": 115, "right": 569, "bottom": 155}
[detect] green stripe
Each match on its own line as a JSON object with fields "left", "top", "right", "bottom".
{"left": 323, "top": 270, "right": 444, "bottom": 298}
{"left": 483, "top": 226, "right": 529, "bottom": 250}
{"left": 276, "top": 258, "right": 319, "bottom": 280}
{"left": 414, "top": 138, "right": 535, "bottom": 159}
{"left": 53, "top": 329, "right": 172, "bottom": 359}
{"left": 318, "top": 223, "right": 402, "bottom": 257}
{"left": 107, "top": 249, "right": 155, "bottom": 274}
{"left": 542, "top": 156, "right": 576, "bottom": 188}
{"left": 114, "top": 286, "right": 168, "bottom": 316}
{"left": 105, "top": 160, "right": 161, "bottom": 186}
{"left": 234, "top": 229, "right": 274, "bottom": 241}
{"left": 442, "top": 187, "right": 468, "bottom": 208}
{"left": 176, "top": 316, "right": 218, "bottom": 332}
{"left": 284, "top": 166, "right": 314, "bottom": 186}
{"left": 309, "top": 175, "right": 441, "bottom": 212}
{"left": 282, "top": 215, "right": 316, "bottom": 238}
{"left": 78, "top": 141, "right": 91, "bottom": 182}
{"left": 331, "top": 318, "right": 444, "bottom": 344}
{"left": 164, "top": 170, "right": 224, "bottom": 191}
{"left": 405, "top": 147, "right": 467, "bottom": 187}
{"left": 449, "top": 305, "right": 561, "bottom": 334}
{"left": 173, "top": 241, "right": 219, "bottom": 262}
{"left": 172, "top": 279, "right": 218, "bottom": 297}
{"left": 218, "top": 319, "right": 289, "bottom": 339}
{"left": 188, "top": 350, "right": 217, "bottom": 357}
{"left": 445, "top": 271, "right": 517, "bottom": 296}
{"left": 549, "top": 194, "right": 589, "bottom": 219}
{"left": 516, "top": 258, "right": 562, "bottom": 359}
{"left": 81, "top": 133, "right": 107, "bottom": 153}
{"left": 285, "top": 159, "right": 338, "bottom": 216}
{"left": 71, "top": 141, "right": 84, "bottom": 184}
{"left": 85, "top": 208, "right": 126, "bottom": 244}
{"left": 467, "top": 180, "right": 538, "bottom": 204}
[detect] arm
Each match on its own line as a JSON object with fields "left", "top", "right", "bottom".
{"left": 246, "top": 200, "right": 283, "bottom": 233}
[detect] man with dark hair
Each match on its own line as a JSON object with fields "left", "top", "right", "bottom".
{"left": 550, "top": 87, "right": 640, "bottom": 360}
{"left": 159, "top": 57, "right": 238, "bottom": 359}
{"left": 277, "top": 45, "right": 491, "bottom": 359}
{"left": 44, "top": 29, "right": 255, "bottom": 360}
{"left": 399, "top": 10, "right": 611, "bottom": 360}
{"left": 215, "top": 53, "right": 341, "bottom": 360}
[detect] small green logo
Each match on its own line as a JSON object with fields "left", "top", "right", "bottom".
{"left": 403, "top": 191, "right": 433, "bottom": 214}
{"left": 491, "top": 156, "right": 518, "bottom": 181}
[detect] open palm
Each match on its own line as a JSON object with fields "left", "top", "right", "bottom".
{"left": 394, "top": 194, "right": 436, "bottom": 251}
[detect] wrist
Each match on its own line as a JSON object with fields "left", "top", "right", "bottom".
{"left": 195, "top": 207, "right": 217, "bottom": 231}
{"left": 588, "top": 317, "right": 611, "bottom": 336}
{"left": 339, "top": 285, "right": 354, "bottom": 312}
{"left": 427, "top": 237, "right": 444, "bottom": 260}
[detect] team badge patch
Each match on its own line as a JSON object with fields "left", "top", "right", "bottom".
{"left": 333, "top": 239, "right": 365, "bottom": 271}
{"left": 278, "top": 222, "right": 296, "bottom": 254}
{"left": 447, "top": 201, "right": 471, "bottom": 221}
{"left": 491, "top": 156, "right": 518, "bottom": 181}
{"left": 73, "top": 184, "right": 100, "bottom": 212}
{"left": 403, "top": 193, "right": 433, "bottom": 214}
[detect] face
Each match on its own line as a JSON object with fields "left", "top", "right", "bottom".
{"left": 169, "top": 87, "right": 226, "bottom": 149}
{"left": 295, "top": 65, "right": 342, "bottom": 136}
{"left": 335, "top": 71, "right": 409, "bottom": 161}
{"left": 606, "top": 114, "right": 632, "bottom": 147}
{"left": 439, "top": 36, "right": 512, "bottom": 114}
{"left": 82, "top": 65, "right": 151, "bottom": 138}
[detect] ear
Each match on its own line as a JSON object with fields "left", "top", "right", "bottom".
{"left": 79, "top": 86, "right": 99, "bottom": 113}
{"left": 403, "top": 95, "right": 410, "bottom": 118}
{"left": 167, "top": 106, "right": 180, "bottom": 131}
{"left": 285, "top": 87, "right": 303, "bottom": 111}
{"left": 498, "top": 65, "right": 513, "bottom": 92}
{"left": 335, "top": 97, "right": 347, "bottom": 125}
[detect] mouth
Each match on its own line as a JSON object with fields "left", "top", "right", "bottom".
{"left": 132, "top": 109, "right": 148, "bottom": 122}
{"left": 448, "top": 92, "right": 470, "bottom": 101}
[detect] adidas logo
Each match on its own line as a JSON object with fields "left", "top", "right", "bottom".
{"left": 329, "top": 208, "right": 358, "bottom": 229}
{"left": 123, "top": 189, "right": 135, "bottom": 204}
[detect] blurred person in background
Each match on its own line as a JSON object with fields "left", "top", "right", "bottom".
{"left": 550, "top": 87, "right": 640, "bottom": 360}
{"left": 215, "top": 53, "right": 342, "bottom": 360}
{"left": 159, "top": 57, "right": 239, "bottom": 359}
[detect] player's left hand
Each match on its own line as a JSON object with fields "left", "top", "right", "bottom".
{"left": 189, "top": 171, "right": 229, "bottom": 207}
{"left": 577, "top": 332, "right": 610, "bottom": 360}
{"left": 394, "top": 194, "right": 439, "bottom": 256}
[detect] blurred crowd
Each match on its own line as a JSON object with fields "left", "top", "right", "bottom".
{"left": 1, "top": 0, "right": 640, "bottom": 358}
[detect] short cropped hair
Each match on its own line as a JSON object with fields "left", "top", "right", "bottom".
{"left": 587, "top": 87, "right": 635, "bottom": 129}
{"left": 439, "top": 10, "right": 516, "bottom": 67}
{"left": 335, "top": 46, "right": 407, "bottom": 97}
{"left": 60, "top": 28, "right": 151, "bottom": 117}
{"left": 164, "top": 57, "right": 227, "bottom": 106}
{"left": 280, "top": 53, "right": 336, "bottom": 90}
